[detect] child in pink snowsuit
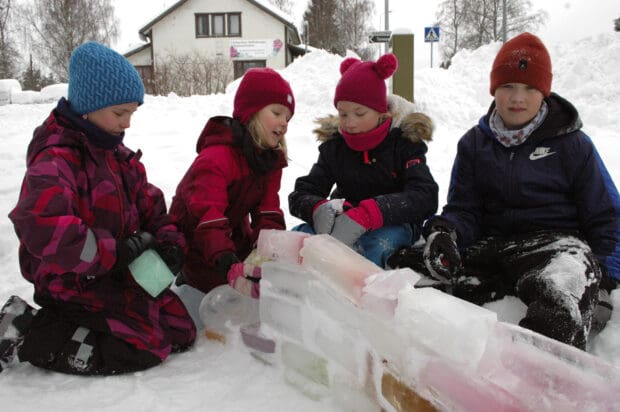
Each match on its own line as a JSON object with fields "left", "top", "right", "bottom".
{"left": 0, "top": 42, "right": 195, "bottom": 375}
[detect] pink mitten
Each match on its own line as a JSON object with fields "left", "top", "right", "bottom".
{"left": 227, "top": 263, "right": 262, "bottom": 299}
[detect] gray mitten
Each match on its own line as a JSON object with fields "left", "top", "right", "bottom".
{"left": 330, "top": 214, "right": 366, "bottom": 247}
{"left": 312, "top": 199, "right": 344, "bottom": 234}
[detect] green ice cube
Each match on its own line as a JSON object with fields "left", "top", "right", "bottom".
{"left": 129, "top": 249, "right": 175, "bottom": 297}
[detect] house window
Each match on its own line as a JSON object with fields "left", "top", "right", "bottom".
{"left": 234, "top": 60, "right": 265, "bottom": 79}
{"left": 195, "top": 13, "right": 242, "bottom": 38}
{"left": 196, "top": 15, "right": 209, "bottom": 36}
{"left": 228, "top": 13, "right": 241, "bottom": 36}
{"left": 211, "top": 14, "right": 225, "bottom": 36}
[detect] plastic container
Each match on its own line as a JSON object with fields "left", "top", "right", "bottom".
{"left": 198, "top": 285, "right": 259, "bottom": 342}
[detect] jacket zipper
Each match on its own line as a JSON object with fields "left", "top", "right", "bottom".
{"left": 107, "top": 149, "right": 126, "bottom": 237}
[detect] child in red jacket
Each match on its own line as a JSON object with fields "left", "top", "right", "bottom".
{"left": 0, "top": 42, "right": 195, "bottom": 375}
{"left": 170, "top": 68, "right": 295, "bottom": 299}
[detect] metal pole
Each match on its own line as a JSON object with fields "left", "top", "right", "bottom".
{"left": 384, "top": 0, "right": 389, "bottom": 54}
{"left": 430, "top": 42, "right": 433, "bottom": 68}
{"left": 502, "top": 0, "right": 507, "bottom": 42}
{"left": 304, "top": 20, "right": 308, "bottom": 53}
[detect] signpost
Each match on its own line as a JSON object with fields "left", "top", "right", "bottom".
{"left": 424, "top": 26, "right": 440, "bottom": 68}
{"left": 369, "top": 30, "right": 392, "bottom": 43}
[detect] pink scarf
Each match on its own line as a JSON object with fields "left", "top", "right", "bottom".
{"left": 340, "top": 119, "right": 391, "bottom": 165}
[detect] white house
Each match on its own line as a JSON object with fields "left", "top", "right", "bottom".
{"left": 125, "top": 0, "right": 303, "bottom": 94}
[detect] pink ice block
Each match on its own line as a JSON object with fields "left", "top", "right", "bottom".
{"left": 419, "top": 359, "right": 525, "bottom": 412}
{"left": 477, "top": 322, "right": 620, "bottom": 411}
{"left": 257, "top": 229, "right": 310, "bottom": 264}
{"left": 300, "top": 234, "right": 382, "bottom": 304}
{"left": 360, "top": 268, "right": 421, "bottom": 319}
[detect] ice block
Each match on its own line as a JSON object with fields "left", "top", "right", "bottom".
{"left": 281, "top": 341, "right": 330, "bottom": 400}
{"left": 418, "top": 358, "right": 525, "bottom": 412}
{"left": 128, "top": 249, "right": 175, "bottom": 297}
{"left": 300, "top": 234, "right": 382, "bottom": 304}
{"left": 259, "top": 261, "right": 315, "bottom": 343}
{"left": 394, "top": 286, "right": 497, "bottom": 368}
{"left": 361, "top": 268, "right": 421, "bottom": 320}
{"left": 477, "top": 321, "right": 620, "bottom": 411}
{"left": 256, "top": 229, "right": 310, "bottom": 264}
{"left": 240, "top": 322, "right": 278, "bottom": 365}
{"left": 381, "top": 371, "right": 437, "bottom": 412}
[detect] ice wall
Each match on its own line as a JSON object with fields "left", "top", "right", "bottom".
{"left": 200, "top": 230, "right": 620, "bottom": 411}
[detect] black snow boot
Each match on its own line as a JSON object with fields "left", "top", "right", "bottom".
{"left": 0, "top": 295, "right": 38, "bottom": 372}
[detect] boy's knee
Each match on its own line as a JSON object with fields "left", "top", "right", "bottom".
{"left": 519, "top": 299, "right": 585, "bottom": 349}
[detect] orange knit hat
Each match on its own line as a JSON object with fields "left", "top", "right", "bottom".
{"left": 490, "top": 32, "right": 552, "bottom": 97}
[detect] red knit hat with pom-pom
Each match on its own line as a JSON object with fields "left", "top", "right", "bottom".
{"left": 333, "top": 53, "right": 398, "bottom": 113}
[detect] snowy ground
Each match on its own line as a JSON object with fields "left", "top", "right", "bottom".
{"left": 1, "top": 32, "right": 620, "bottom": 410}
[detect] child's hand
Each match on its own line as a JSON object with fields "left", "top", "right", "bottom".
{"left": 114, "top": 231, "right": 156, "bottom": 271}
{"left": 158, "top": 243, "right": 185, "bottom": 275}
{"left": 312, "top": 200, "right": 338, "bottom": 234}
{"left": 227, "top": 263, "right": 261, "bottom": 299}
{"left": 423, "top": 231, "right": 461, "bottom": 283}
{"left": 329, "top": 199, "right": 383, "bottom": 247}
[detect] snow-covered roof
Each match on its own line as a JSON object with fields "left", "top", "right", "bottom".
{"left": 138, "top": 0, "right": 299, "bottom": 38}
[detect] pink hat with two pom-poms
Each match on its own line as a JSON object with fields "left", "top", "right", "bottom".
{"left": 333, "top": 53, "right": 398, "bottom": 113}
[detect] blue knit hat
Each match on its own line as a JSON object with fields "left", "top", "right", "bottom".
{"left": 68, "top": 42, "right": 144, "bottom": 115}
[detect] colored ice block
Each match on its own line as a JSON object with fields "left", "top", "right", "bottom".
{"left": 300, "top": 234, "right": 382, "bottom": 304}
{"left": 256, "top": 229, "right": 310, "bottom": 264}
{"left": 128, "top": 249, "right": 174, "bottom": 297}
{"left": 361, "top": 268, "right": 421, "bottom": 320}
{"left": 477, "top": 321, "right": 620, "bottom": 410}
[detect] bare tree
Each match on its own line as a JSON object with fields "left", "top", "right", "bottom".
{"left": 0, "top": 0, "right": 20, "bottom": 78}
{"left": 303, "top": 0, "right": 375, "bottom": 58}
{"left": 21, "top": 0, "right": 119, "bottom": 82}
{"left": 268, "top": 0, "right": 293, "bottom": 15}
{"left": 436, "top": 0, "right": 467, "bottom": 64}
{"left": 153, "top": 53, "right": 233, "bottom": 97}
{"left": 436, "top": 0, "right": 546, "bottom": 66}
{"left": 335, "top": 0, "right": 375, "bottom": 60}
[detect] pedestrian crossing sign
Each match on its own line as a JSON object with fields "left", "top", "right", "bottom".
{"left": 424, "top": 27, "right": 440, "bottom": 42}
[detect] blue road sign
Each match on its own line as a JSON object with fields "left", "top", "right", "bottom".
{"left": 424, "top": 27, "right": 440, "bottom": 42}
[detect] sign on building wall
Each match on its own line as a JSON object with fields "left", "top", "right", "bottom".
{"left": 230, "top": 39, "right": 283, "bottom": 59}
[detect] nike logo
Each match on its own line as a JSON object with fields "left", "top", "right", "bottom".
{"left": 529, "top": 147, "right": 556, "bottom": 160}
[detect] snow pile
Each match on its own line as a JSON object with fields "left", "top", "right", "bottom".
{"left": 0, "top": 79, "right": 21, "bottom": 105}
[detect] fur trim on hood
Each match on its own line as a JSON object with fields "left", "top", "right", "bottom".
{"left": 313, "top": 94, "right": 434, "bottom": 143}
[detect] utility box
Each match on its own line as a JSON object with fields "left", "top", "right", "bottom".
{"left": 391, "top": 33, "right": 414, "bottom": 102}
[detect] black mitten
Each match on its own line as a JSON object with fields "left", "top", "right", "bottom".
{"left": 113, "top": 231, "right": 156, "bottom": 272}
{"left": 158, "top": 243, "right": 185, "bottom": 274}
{"left": 423, "top": 219, "right": 461, "bottom": 283}
{"left": 215, "top": 252, "right": 241, "bottom": 280}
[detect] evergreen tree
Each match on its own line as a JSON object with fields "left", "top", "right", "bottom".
{"left": 303, "top": 0, "right": 341, "bottom": 54}
{"left": 21, "top": 54, "right": 43, "bottom": 91}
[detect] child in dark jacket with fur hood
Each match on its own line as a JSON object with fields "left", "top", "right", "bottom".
{"left": 289, "top": 53, "right": 439, "bottom": 268}
{"left": 0, "top": 42, "right": 195, "bottom": 375}
{"left": 389, "top": 32, "right": 620, "bottom": 350}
